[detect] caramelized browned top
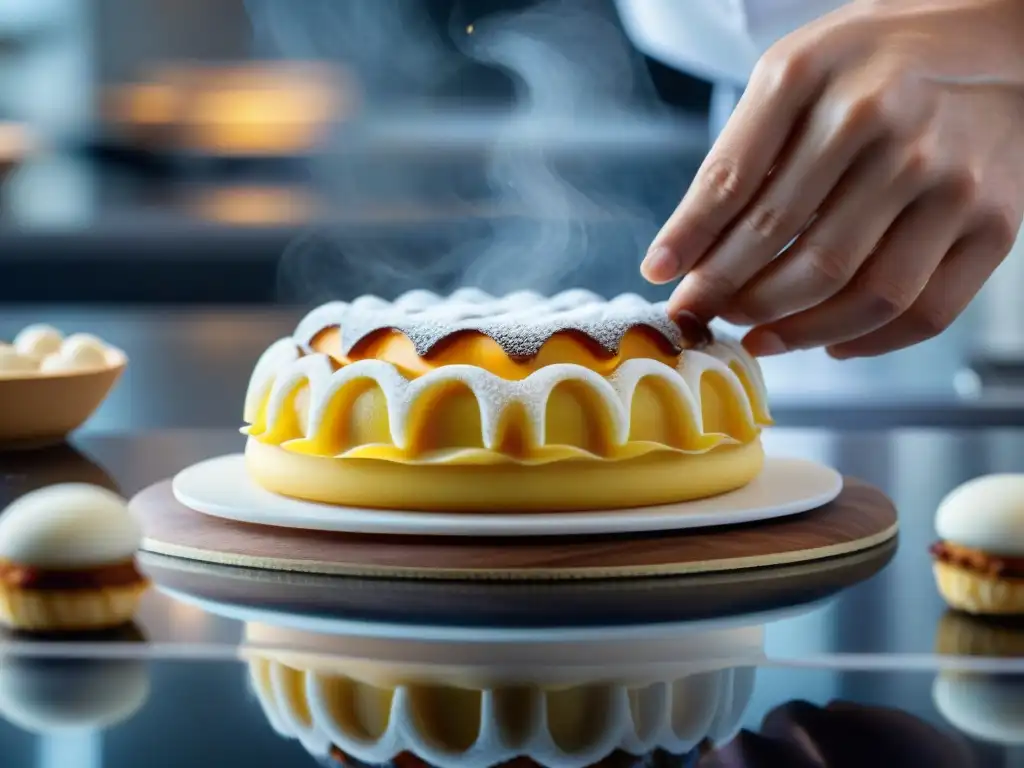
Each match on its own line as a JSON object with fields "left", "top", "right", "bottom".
{"left": 930, "top": 541, "right": 1024, "bottom": 578}
{"left": 0, "top": 559, "right": 146, "bottom": 591}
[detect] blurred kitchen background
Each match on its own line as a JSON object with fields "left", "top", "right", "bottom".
{"left": 1, "top": 0, "right": 1023, "bottom": 431}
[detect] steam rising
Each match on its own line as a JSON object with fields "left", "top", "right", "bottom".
{"left": 251, "top": 0, "right": 675, "bottom": 303}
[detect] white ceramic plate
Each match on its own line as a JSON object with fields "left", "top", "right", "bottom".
{"left": 172, "top": 454, "right": 843, "bottom": 538}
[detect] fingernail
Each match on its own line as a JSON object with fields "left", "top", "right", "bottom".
{"left": 743, "top": 330, "right": 787, "bottom": 357}
{"left": 673, "top": 310, "right": 714, "bottom": 348}
{"left": 641, "top": 245, "right": 680, "bottom": 283}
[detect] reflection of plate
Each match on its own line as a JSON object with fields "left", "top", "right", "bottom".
{"left": 163, "top": 585, "right": 829, "bottom": 646}
{"left": 141, "top": 537, "right": 895, "bottom": 638}
{"left": 173, "top": 454, "right": 843, "bottom": 537}
{"left": 0, "top": 441, "right": 119, "bottom": 508}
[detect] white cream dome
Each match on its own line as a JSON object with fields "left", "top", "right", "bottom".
{"left": 13, "top": 324, "right": 63, "bottom": 358}
{"left": 936, "top": 475, "right": 1024, "bottom": 556}
{"left": 0, "top": 658, "right": 149, "bottom": 732}
{"left": 0, "top": 484, "right": 141, "bottom": 568}
{"left": 61, "top": 333, "right": 108, "bottom": 358}
{"left": 40, "top": 344, "right": 108, "bottom": 373}
{"left": 0, "top": 347, "right": 38, "bottom": 374}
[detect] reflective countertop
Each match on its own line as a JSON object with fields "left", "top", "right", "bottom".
{"left": 2, "top": 427, "right": 1024, "bottom": 766}
{"left": 1, "top": 303, "right": 1024, "bottom": 766}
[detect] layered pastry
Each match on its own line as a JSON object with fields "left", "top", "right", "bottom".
{"left": 244, "top": 623, "right": 754, "bottom": 768}
{"left": 931, "top": 474, "right": 1024, "bottom": 615}
{"left": 0, "top": 483, "right": 149, "bottom": 631}
{"left": 0, "top": 324, "right": 121, "bottom": 376}
{"left": 242, "top": 289, "right": 772, "bottom": 511}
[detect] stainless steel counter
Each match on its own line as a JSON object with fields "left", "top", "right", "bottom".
{"left": 1, "top": 425, "right": 1023, "bottom": 765}
{"left": 0, "top": 302, "right": 1020, "bottom": 765}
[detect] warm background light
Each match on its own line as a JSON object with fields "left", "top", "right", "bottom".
{"left": 103, "top": 62, "right": 357, "bottom": 156}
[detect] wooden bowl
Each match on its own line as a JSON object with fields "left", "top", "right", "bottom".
{"left": 0, "top": 350, "right": 126, "bottom": 449}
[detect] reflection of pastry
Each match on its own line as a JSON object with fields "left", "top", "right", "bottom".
{"left": 934, "top": 675, "right": 1024, "bottom": 748}
{"left": 0, "top": 484, "right": 149, "bottom": 631}
{"left": 244, "top": 623, "right": 757, "bottom": 768}
{"left": 935, "top": 609, "right": 1024, "bottom": 658}
{"left": 931, "top": 475, "right": 1024, "bottom": 615}
{"left": 242, "top": 289, "right": 772, "bottom": 511}
{"left": 933, "top": 609, "right": 1024, "bottom": 748}
{"left": 0, "top": 624, "right": 149, "bottom": 732}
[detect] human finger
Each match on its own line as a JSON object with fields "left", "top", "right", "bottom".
{"left": 723, "top": 140, "right": 932, "bottom": 326}
{"left": 663, "top": 92, "right": 885, "bottom": 320}
{"left": 641, "top": 39, "right": 833, "bottom": 285}
{"left": 741, "top": 191, "right": 967, "bottom": 355}
{"left": 827, "top": 221, "right": 1017, "bottom": 358}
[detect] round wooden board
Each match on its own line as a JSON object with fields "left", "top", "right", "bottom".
{"left": 131, "top": 476, "right": 898, "bottom": 581}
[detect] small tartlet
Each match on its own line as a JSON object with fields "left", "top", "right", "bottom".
{"left": 0, "top": 483, "right": 149, "bottom": 632}
{"left": 0, "top": 324, "right": 126, "bottom": 446}
{"left": 931, "top": 474, "right": 1024, "bottom": 615}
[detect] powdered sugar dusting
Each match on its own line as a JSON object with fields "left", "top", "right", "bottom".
{"left": 292, "top": 289, "right": 703, "bottom": 359}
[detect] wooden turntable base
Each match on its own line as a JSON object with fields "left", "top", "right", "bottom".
{"left": 131, "top": 477, "right": 898, "bottom": 581}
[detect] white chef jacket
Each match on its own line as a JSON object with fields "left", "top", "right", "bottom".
{"left": 615, "top": 0, "right": 850, "bottom": 135}
{"left": 615, "top": 0, "right": 849, "bottom": 84}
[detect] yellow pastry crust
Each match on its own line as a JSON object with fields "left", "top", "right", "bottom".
{"left": 242, "top": 293, "right": 773, "bottom": 511}
{"left": 933, "top": 560, "right": 1024, "bottom": 616}
{"left": 0, "top": 581, "right": 148, "bottom": 632}
{"left": 246, "top": 437, "right": 765, "bottom": 512}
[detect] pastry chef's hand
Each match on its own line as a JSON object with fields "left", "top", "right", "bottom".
{"left": 642, "top": 0, "right": 1024, "bottom": 359}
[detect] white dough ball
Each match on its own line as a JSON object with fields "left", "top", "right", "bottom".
{"left": 936, "top": 474, "right": 1024, "bottom": 556}
{"left": 0, "top": 483, "right": 140, "bottom": 568}
{"left": 40, "top": 344, "right": 107, "bottom": 373}
{"left": 61, "top": 333, "right": 107, "bottom": 358}
{"left": 13, "top": 325, "right": 63, "bottom": 358}
{"left": 0, "top": 347, "right": 39, "bottom": 374}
